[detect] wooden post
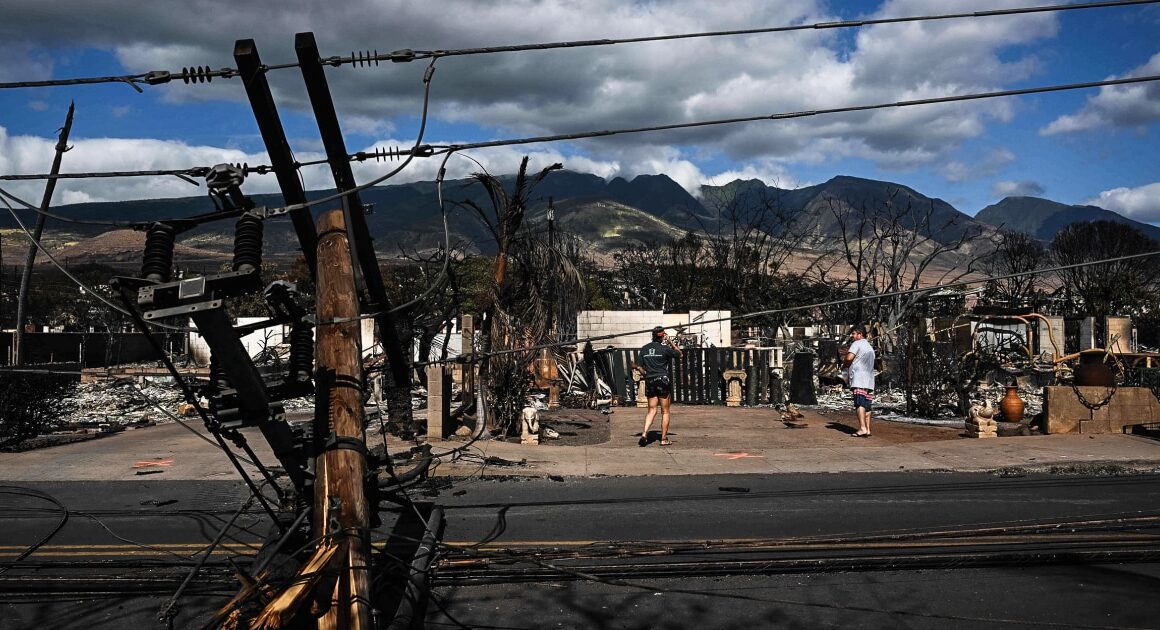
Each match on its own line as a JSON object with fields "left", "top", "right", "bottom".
{"left": 460, "top": 314, "right": 474, "bottom": 398}
{"left": 313, "top": 210, "right": 372, "bottom": 630}
{"left": 15, "top": 102, "right": 74, "bottom": 365}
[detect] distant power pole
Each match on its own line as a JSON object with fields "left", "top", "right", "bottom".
{"left": 14, "top": 102, "right": 74, "bottom": 365}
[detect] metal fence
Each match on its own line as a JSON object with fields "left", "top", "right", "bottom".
{"left": 600, "top": 347, "right": 781, "bottom": 406}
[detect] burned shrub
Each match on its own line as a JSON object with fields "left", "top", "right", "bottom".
{"left": 0, "top": 373, "right": 76, "bottom": 449}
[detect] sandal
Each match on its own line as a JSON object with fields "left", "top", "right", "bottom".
{"left": 853, "top": 431, "right": 871, "bottom": 438}
{"left": 659, "top": 439, "right": 673, "bottom": 446}
{"left": 638, "top": 436, "right": 648, "bottom": 447}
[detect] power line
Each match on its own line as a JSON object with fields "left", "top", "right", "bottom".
{"left": 336, "top": 0, "right": 1160, "bottom": 64}
{"left": 0, "top": 160, "right": 354, "bottom": 184}
{"left": 3, "top": 1, "right": 1153, "bottom": 90}
{"left": 407, "top": 249, "right": 1160, "bottom": 367}
{"left": 0, "top": 66, "right": 239, "bottom": 92}
{"left": 2, "top": 3, "right": 1151, "bottom": 192}
{"left": 432, "top": 73, "right": 1160, "bottom": 154}
{"left": 265, "top": 71, "right": 1160, "bottom": 218}
{"left": 0, "top": 192, "right": 190, "bottom": 331}
{"left": 0, "top": 164, "right": 273, "bottom": 182}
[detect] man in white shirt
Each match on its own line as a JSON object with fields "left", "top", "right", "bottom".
{"left": 842, "top": 325, "right": 876, "bottom": 437}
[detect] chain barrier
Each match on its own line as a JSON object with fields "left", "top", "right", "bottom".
{"left": 1071, "top": 382, "right": 1117, "bottom": 410}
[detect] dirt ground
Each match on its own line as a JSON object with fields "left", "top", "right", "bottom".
{"left": 807, "top": 408, "right": 964, "bottom": 443}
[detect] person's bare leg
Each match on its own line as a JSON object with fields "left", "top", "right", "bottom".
{"left": 660, "top": 395, "right": 672, "bottom": 443}
{"left": 641, "top": 396, "right": 658, "bottom": 443}
{"left": 856, "top": 406, "right": 871, "bottom": 435}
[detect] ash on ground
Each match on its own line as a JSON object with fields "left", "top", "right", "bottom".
{"left": 55, "top": 378, "right": 315, "bottom": 430}
{"left": 799, "top": 384, "right": 1044, "bottom": 427}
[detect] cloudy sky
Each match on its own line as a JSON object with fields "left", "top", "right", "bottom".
{"left": 1, "top": 0, "right": 1159, "bottom": 224}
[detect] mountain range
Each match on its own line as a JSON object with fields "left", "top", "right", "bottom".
{"left": 2, "top": 172, "right": 1156, "bottom": 265}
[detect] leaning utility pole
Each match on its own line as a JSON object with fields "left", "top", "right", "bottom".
{"left": 313, "top": 209, "right": 372, "bottom": 629}
{"left": 14, "top": 102, "right": 73, "bottom": 365}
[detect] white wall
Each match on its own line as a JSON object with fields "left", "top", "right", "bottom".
{"left": 576, "top": 310, "right": 661, "bottom": 349}
{"left": 576, "top": 310, "right": 732, "bottom": 349}
{"left": 189, "top": 315, "right": 376, "bottom": 365}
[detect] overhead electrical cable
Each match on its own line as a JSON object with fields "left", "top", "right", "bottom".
{"left": 0, "top": 159, "right": 342, "bottom": 184}
{"left": 1, "top": 1, "right": 1152, "bottom": 89}
{"left": 404, "top": 249, "right": 1160, "bottom": 366}
{"left": 260, "top": 72, "right": 1160, "bottom": 219}
{"left": 431, "top": 74, "right": 1160, "bottom": 155}
{"left": 0, "top": 193, "right": 190, "bottom": 332}
{"left": 361, "top": 0, "right": 1160, "bottom": 63}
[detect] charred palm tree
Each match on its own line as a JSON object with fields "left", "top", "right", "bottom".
{"left": 459, "top": 157, "right": 586, "bottom": 434}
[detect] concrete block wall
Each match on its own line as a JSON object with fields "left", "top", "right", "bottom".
{"left": 576, "top": 310, "right": 733, "bottom": 349}
{"left": 576, "top": 310, "right": 662, "bottom": 349}
{"left": 1044, "top": 386, "right": 1160, "bottom": 434}
{"left": 1106, "top": 316, "right": 1134, "bottom": 353}
{"left": 1079, "top": 317, "right": 1096, "bottom": 351}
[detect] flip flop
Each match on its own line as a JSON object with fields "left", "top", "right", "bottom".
{"left": 659, "top": 439, "right": 673, "bottom": 446}
{"left": 638, "top": 436, "right": 648, "bottom": 447}
{"left": 853, "top": 432, "right": 871, "bottom": 438}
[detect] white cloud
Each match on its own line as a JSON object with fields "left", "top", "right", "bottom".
{"left": 1084, "top": 182, "right": 1160, "bottom": 222}
{"left": 941, "top": 148, "right": 1015, "bottom": 182}
{"left": 992, "top": 180, "right": 1045, "bottom": 198}
{"left": 1041, "top": 52, "right": 1160, "bottom": 135}
{"left": 0, "top": 126, "right": 273, "bottom": 205}
{"left": 0, "top": 0, "right": 1068, "bottom": 190}
{"left": 705, "top": 162, "right": 802, "bottom": 191}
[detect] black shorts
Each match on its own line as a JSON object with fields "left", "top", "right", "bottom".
{"left": 645, "top": 376, "right": 672, "bottom": 398}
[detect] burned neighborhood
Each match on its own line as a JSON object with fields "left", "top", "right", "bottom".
{"left": 3, "top": 3, "right": 1160, "bottom": 629}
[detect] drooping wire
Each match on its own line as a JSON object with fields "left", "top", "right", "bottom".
{"left": 398, "top": 249, "right": 1160, "bottom": 368}
{"left": 112, "top": 284, "right": 285, "bottom": 526}
{"left": 265, "top": 57, "right": 439, "bottom": 223}
{"left": 0, "top": 190, "right": 189, "bottom": 331}
{"left": 0, "top": 486, "right": 69, "bottom": 575}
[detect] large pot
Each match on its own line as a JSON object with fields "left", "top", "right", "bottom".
{"left": 1074, "top": 351, "right": 1114, "bottom": 387}
{"left": 1000, "top": 385, "right": 1025, "bottom": 423}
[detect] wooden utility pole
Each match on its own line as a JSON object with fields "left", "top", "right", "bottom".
{"left": 14, "top": 102, "right": 74, "bottom": 365}
{"left": 313, "top": 210, "right": 372, "bottom": 629}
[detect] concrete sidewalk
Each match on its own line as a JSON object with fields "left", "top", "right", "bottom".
{"left": 1, "top": 405, "right": 1158, "bottom": 482}
{"left": 431, "top": 405, "right": 1160, "bottom": 478}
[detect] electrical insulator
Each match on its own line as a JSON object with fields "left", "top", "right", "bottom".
{"left": 140, "top": 223, "right": 176, "bottom": 283}
{"left": 232, "top": 213, "right": 263, "bottom": 273}
{"left": 179, "top": 66, "right": 237, "bottom": 84}
{"left": 350, "top": 50, "right": 381, "bottom": 67}
{"left": 288, "top": 322, "right": 315, "bottom": 384}
{"left": 210, "top": 355, "right": 231, "bottom": 392}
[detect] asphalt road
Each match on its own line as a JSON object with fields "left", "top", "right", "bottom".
{"left": 2, "top": 472, "right": 1159, "bottom": 629}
